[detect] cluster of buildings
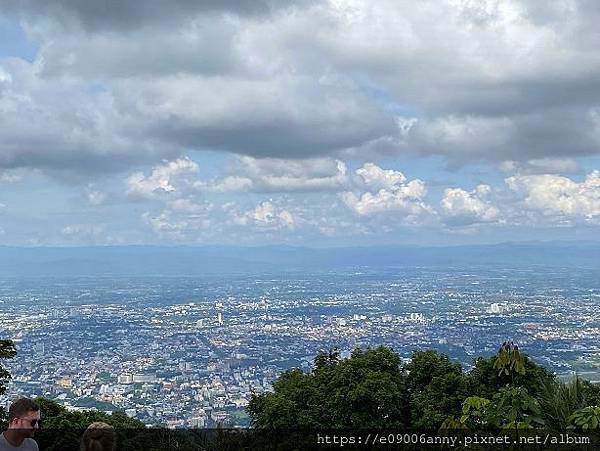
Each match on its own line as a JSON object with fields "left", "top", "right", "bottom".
{"left": 1, "top": 266, "right": 599, "bottom": 426}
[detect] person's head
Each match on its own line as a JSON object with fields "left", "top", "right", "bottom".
{"left": 80, "top": 422, "right": 116, "bottom": 451}
{"left": 7, "top": 398, "right": 41, "bottom": 437}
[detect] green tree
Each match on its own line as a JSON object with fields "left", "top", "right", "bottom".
{"left": 34, "top": 398, "right": 150, "bottom": 451}
{"left": 0, "top": 339, "right": 17, "bottom": 423}
{"left": 469, "top": 345, "right": 554, "bottom": 399}
{"left": 405, "top": 350, "right": 470, "bottom": 428}
{"left": 460, "top": 396, "right": 491, "bottom": 429}
{"left": 487, "top": 386, "right": 544, "bottom": 430}
{"left": 581, "top": 379, "right": 600, "bottom": 407}
{"left": 248, "top": 346, "right": 409, "bottom": 429}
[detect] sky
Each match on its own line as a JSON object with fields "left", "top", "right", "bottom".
{"left": 0, "top": 0, "right": 599, "bottom": 246}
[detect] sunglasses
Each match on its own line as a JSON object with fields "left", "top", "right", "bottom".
{"left": 18, "top": 418, "right": 40, "bottom": 427}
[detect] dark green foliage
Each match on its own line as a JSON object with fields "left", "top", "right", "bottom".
{"left": 405, "top": 350, "right": 463, "bottom": 392}
{"left": 248, "top": 347, "right": 473, "bottom": 429}
{"left": 459, "top": 396, "right": 491, "bottom": 429}
{"left": 34, "top": 398, "right": 148, "bottom": 451}
{"left": 0, "top": 339, "right": 17, "bottom": 423}
{"left": 32, "top": 398, "right": 208, "bottom": 451}
{"left": 248, "top": 346, "right": 409, "bottom": 429}
{"left": 469, "top": 351, "right": 555, "bottom": 399}
{"left": 581, "top": 379, "right": 600, "bottom": 407}
{"left": 537, "top": 376, "right": 587, "bottom": 430}
{"left": 248, "top": 343, "right": 590, "bottom": 432}
{"left": 569, "top": 406, "right": 600, "bottom": 431}
{"left": 487, "top": 386, "right": 544, "bottom": 429}
{"left": 405, "top": 351, "right": 470, "bottom": 428}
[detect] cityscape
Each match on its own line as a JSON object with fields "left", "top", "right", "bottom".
{"left": 2, "top": 265, "right": 599, "bottom": 428}
{"left": 2, "top": 1, "right": 600, "bottom": 447}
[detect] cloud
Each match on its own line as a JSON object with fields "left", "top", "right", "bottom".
{"left": 233, "top": 201, "right": 296, "bottom": 230}
{"left": 142, "top": 210, "right": 189, "bottom": 237}
{"left": 141, "top": 204, "right": 213, "bottom": 240}
{"left": 125, "top": 156, "right": 350, "bottom": 196}
{"left": 0, "top": 58, "right": 169, "bottom": 175}
{"left": 166, "top": 198, "right": 209, "bottom": 213}
{"left": 205, "top": 176, "right": 254, "bottom": 193}
{"left": 500, "top": 158, "right": 580, "bottom": 175}
{"left": 355, "top": 162, "right": 406, "bottom": 189}
{"left": 118, "top": 74, "right": 395, "bottom": 159}
{"left": 126, "top": 157, "right": 199, "bottom": 199}
{"left": 506, "top": 171, "right": 600, "bottom": 222}
{"left": 441, "top": 185, "right": 501, "bottom": 226}
{"left": 203, "top": 156, "right": 349, "bottom": 192}
{"left": 284, "top": 0, "right": 600, "bottom": 162}
{"left": 3, "top": 0, "right": 313, "bottom": 31}
{"left": 341, "top": 163, "right": 432, "bottom": 220}
{"left": 4, "top": 0, "right": 600, "bottom": 179}
{"left": 61, "top": 223, "right": 107, "bottom": 244}
{"left": 0, "top": 169, "right": 22, "bottom": 183}
{"left": 85, "top": 184, "right": 107, "bottom": 205}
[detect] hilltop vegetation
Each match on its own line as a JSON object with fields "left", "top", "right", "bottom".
{"left": 248, "top": 343, "right": 600, "bottom": 432}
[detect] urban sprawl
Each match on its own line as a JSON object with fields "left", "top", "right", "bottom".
{"left": 2, "top": 267, "right": 600, "bottom": 428}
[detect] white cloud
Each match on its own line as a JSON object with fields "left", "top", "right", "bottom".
{"left": 441, "top": 184, "right": 501, "bottom": 226}
{"left": 142, "top": 211, "right": 185, "bottom": 235}
{"left": 355, "top": 162, "right": 406, "bottom": 189}
{"left": 233, "top": 201, "right": 296, "bottom": 230}
{"left": 127, "top": 157, "right": 199, "bottom": 199}
{"left": 341, "top": 163, "right": 431, "bottom": 219}
{"left": 142, "top": 209, "right": 211, "bottom": 240}
{"left": 506, "top": 171, "right": 600, "bottom": 221}
{"left": 85, "top": 184, "right": 108, "bottom": 205}
{"left": 0, "top": 170, "right": 22, "bottom": 184}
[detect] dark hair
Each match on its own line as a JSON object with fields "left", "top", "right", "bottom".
{"left": 8, "top": 398, "right": 40, "bottom": 423}
{"left": 81, "top": 422, "right": 116, "bottom": 451}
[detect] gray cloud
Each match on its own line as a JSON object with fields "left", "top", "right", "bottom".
{"left": 37, "top": 22, "right": 243, "bottom": 78}
{"left": 2, "top": 0, "right": 600, "bottom": 178}
{"left": 3, "top": 0, "right": 312, "bottom": 31}
{"left": 0, "top": 59, "right": 172, "bottom": 175}
{"left": 114, "top": 74, "right": 396, "bottom": 159}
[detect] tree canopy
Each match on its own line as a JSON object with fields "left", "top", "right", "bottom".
{"left": 249, "top": 343, "right": 600, "bottom": 433}
{"left": 248, "top": 347, "right": 409, "bottom": 429}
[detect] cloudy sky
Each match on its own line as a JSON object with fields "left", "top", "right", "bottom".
{"left": 1, "top": 0, "right": 599, "bottom": 246}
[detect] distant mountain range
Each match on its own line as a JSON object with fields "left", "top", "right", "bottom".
{"left": 0, "top": 242, "right": 598, "bottom": 276}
